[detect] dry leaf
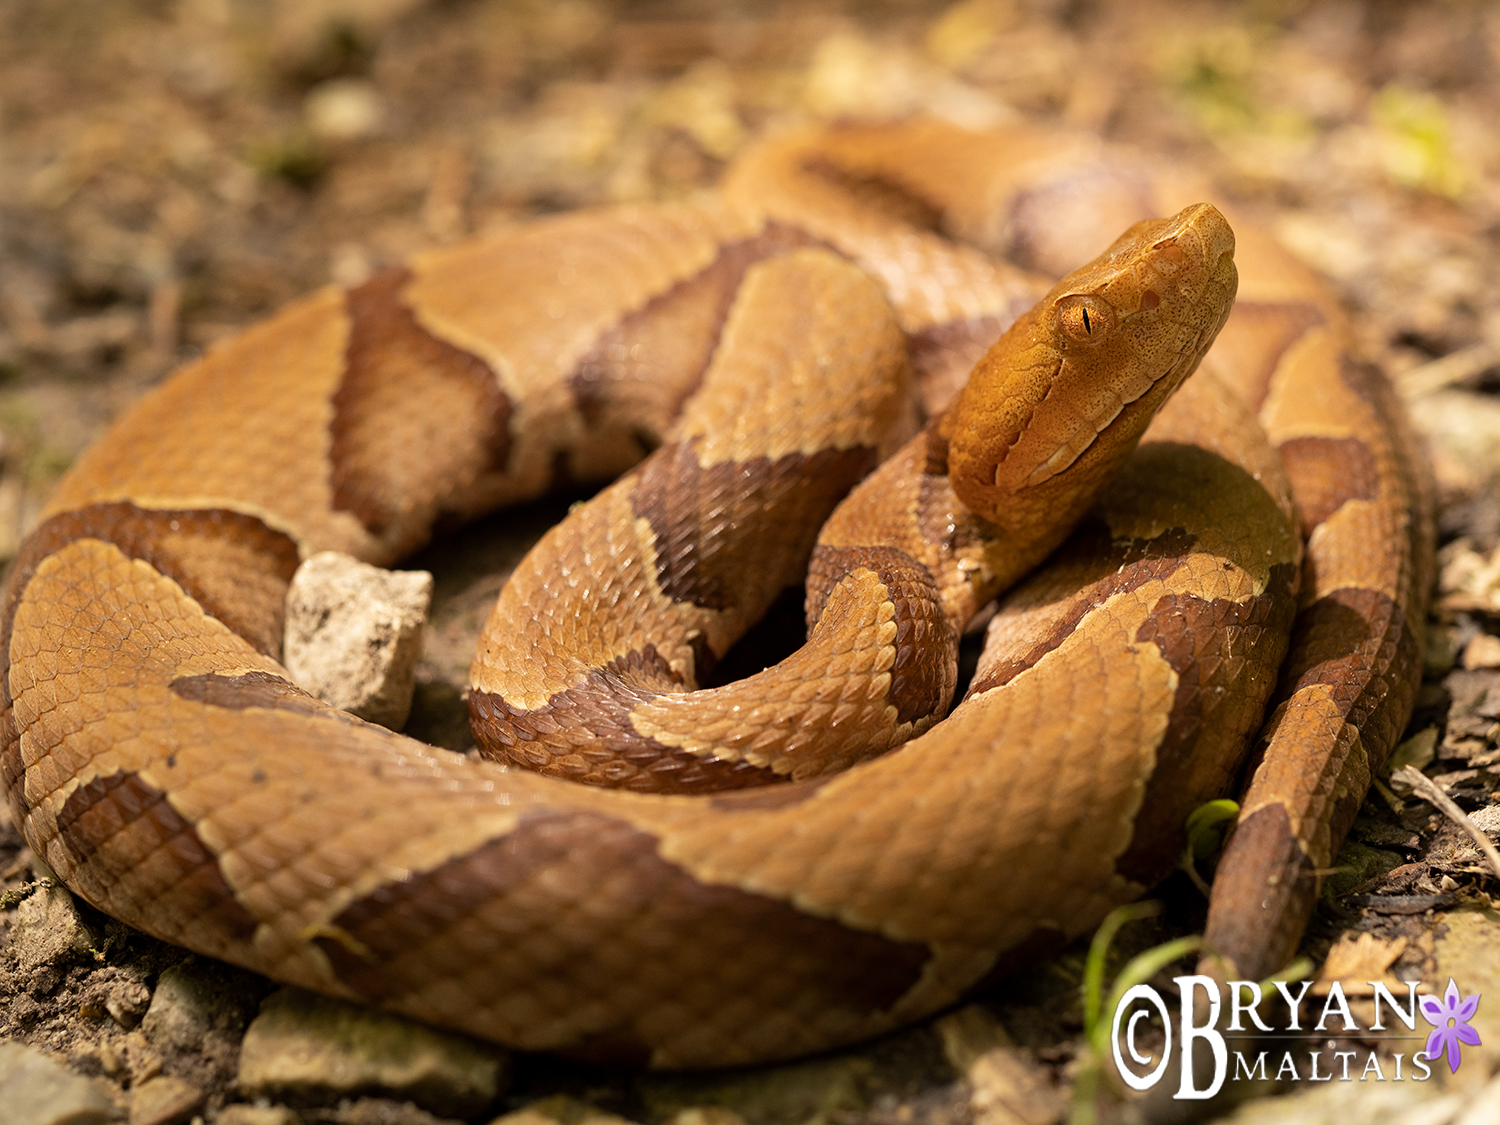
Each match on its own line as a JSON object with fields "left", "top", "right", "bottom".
{"left": 1310, "top": 932, "right": 1408, "bottom": 996}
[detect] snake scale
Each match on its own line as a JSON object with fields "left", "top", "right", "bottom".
{"left": 0, "top": 121, "right": 1432, "bottom": 1068}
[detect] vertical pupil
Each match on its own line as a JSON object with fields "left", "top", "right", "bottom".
{"left": 1082, "top": 307, "right": 1092, "bottom": 333}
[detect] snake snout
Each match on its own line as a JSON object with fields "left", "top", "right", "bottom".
{"left": 1129, "top": 204, "right": 1237, "bottom": 327}
{"left": 1157, "top": 202, "right": 1236, "bottom": 273}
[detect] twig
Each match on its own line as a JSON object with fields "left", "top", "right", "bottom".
{"left": 1397, "top": 341, "right": 1500, "bottom": 399}
{"left": 1369, "top": 775, "right": 1405, "bottom": 814}
{"left": 1392, "top": 764, "right": 1500, "bottom": 883}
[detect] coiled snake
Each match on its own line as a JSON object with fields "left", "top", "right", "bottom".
{"left": 0, "top": 121, "right": 1432, "bottom": 1068}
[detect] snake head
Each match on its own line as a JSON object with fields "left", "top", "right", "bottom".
{"left": 943, "top": 202, "right": 1237, "bottom": 542}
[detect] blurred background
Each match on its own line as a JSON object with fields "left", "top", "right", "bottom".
{"left": 1, "top": 0, "right": 1497, "bottom": 555}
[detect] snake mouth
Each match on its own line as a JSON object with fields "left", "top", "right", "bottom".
{"left": 1019, "top": 325, "right": 1207, "bottom": 488}
{"left": 1014, "top": 206, "right": 1236, "bottom": 489}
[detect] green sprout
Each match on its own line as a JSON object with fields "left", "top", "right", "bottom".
{"left": 1070, "top": 900, "right": 1204, "bottom": 1125}
{"left": 1179, "top": 799, "right": 1239, "bottom": 897}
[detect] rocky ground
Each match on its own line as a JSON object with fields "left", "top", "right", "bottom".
{"left": 3, "top": 1, "right": 1500, "bottom": 1122}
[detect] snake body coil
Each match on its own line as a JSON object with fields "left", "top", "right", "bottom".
{"left": 0, "top": 122, "right": 1432, "bottom": 1068}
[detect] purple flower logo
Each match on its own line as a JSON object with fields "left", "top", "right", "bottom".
{"left": 1419, "top": 978, "right": 1482, "bottom": 1074}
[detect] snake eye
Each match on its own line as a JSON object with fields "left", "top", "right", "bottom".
{"left": 1055, "top": 294, "right": 1118, "bottom": 346}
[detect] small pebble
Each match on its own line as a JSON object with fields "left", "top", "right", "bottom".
{"left": 0, "top": 1040, "right": 120, "bottom": 1125}
{"left": 638, "top": 1052, "right": 872, "bottom": 1125}
{"left": 118, "top": 1031, "right": 164, "bottom": 1086}
{"left": 934, "top": 1004, "right": 1014, "bottom": 1072}
{"left": 660, "top": 1108, "right": 749, "bottom": 1125}
{"left": 238, "top": 987, "right": 507, "bottom": 1118}
{"left": 104, "top": 977, "right": 152, "bottom": 1029}
{"left": 488, "top": 1095, "right": 638, "bottom": 1125}
{"left": 967, "top": 1047, "right": 1065, "bottom": 1125}
{"left": 98, "top": 1044, "right": 125, "bottom": 1079}
{"left": 141, "top": 960, "right": 262, "bottom": 1053}
{"left": 127, "top": 1075, "right": 204, "bottom": 1125}
{"left": 216, "top": 1107, "right": 302, "bottom": 1125}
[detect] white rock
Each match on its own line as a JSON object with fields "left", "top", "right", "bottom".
{"left": 237, "top": 987, "right": 507, "bottom": 1118}
{"left": 283, "top": 552, "right": 433, "bottom": 730}
{"left": 15, "top": 879, "right": 99, "bottom": 974}
{"left": 0, "top": 1041, "right": 120, "bottom": 1125}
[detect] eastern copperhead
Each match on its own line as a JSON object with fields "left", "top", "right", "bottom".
{"left": 0, "top": 121, "right": 1432, "bottom": 1069}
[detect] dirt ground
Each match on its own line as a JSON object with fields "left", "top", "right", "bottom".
{"left": 3, "top": 1, "right": 1500, "bottom": 1122}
